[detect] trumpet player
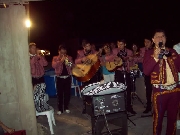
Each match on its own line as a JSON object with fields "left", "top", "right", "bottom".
{"left": 52, "top": 44, "right": 73, "bottom": 115}
{"left": 29, "top": 43, "right": 48, "bottom": 87}
{"left": 29, "top": 43, "right": 50, "bottom": 112}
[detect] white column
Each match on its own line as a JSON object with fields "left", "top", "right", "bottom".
{"left": 0, "top": 5, "right": 37, "bottom": 135}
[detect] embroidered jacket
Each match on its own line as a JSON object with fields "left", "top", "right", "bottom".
{"left": 143, "top": 48, "right": 180, "bottom": 84}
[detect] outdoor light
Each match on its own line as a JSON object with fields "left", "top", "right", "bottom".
{"left": 25, "top": 19, "right": 31, "bottom": 28}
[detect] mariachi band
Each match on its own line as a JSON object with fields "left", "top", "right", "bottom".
{"left": 29, "top": 29, "right": 180, "bottom": 135}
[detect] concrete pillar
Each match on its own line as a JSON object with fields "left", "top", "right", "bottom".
{"left": 0, "top": 5, "right": 38, "bottom": 135}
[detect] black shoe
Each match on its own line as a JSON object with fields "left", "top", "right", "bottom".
{"left": 143, "top": 107, "right": 151, "bottom": 113}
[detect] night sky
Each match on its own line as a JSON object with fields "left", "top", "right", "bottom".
{"left": 29, "top": 1, "right": 180, "bottom": 61}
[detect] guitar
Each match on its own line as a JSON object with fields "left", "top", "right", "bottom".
{"left": 105, "top": 59, "right": 123, "bottom": 72}
{"left": 72, "top": 51, "right": 101, "bottom": 82}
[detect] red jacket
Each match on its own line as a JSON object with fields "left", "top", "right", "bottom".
{"left": 52, "top": 55, "right": 73, "bottom": 76}
{"left": 30, "top": 55, "right": 48, "bottom": 77}
{"left": 143, "top": 48, "right": 180, "bottom": 84}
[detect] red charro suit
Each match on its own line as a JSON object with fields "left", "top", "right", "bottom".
{"left": 143, "top": 47, "right": 180, "bottom": 135}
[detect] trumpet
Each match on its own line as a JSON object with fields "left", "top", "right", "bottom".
{"left": 37, "top": 49, "right": 50, "bottom": 56}
{"left": 64, "top": 55, "right": 73, "bottom": 67}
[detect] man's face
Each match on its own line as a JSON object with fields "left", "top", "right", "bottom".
{"left": 29, "top": 45, "right": 36, "bottom": 55}
{"left": 152, "top": 32, "right": 166, "bottom": 48}
{"left": 117, "top": 41, "right": 125, "bottom": 50}
{"left": 59, "top": 49, "right": 67, "bottom": 56}
{"left": 144, "top": 39, "right": 152, "bottom": 49}
{"left": 83, "top": 43, "right": 91, "bottom": 52}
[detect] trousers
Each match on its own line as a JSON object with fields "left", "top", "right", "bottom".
{"left": 56, "top": 76, "right": 71, "bottom": 112}
{"left": 153, "top": 86, "right": 180, "bottom": 135}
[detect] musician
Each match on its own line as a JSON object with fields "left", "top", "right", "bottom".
{"left": 140, "top": 38, "right": 153, "bottom": 61}
{"left": 131, "top": 43, "right": 143, "bottom": 67}
{"left": 130, "top": 43, "right": 143, "bottom": 93}
{"left": 75, "top": 40, "right": 102, "bottom": 114}
{"left": 29, "top": 43, "right": 50, "bottom": 112}
{"left": 75, "top": 40, "right": 102, "bottom": 86}
{"left": 52, "top": 44, "right": 73, "bottom": 115}
{"left": 29, "top": 43, "right": 48, "bottom": 87}
{"left": 140, "top": 38, "right": 153, "bottom": 114}
{"left": 100, "top": 44, "right": 119, "bottom": 83}
{"left": 143, "top": 29, "right": 180, "bottom": 135}
{"left": 113, "top": 39, "right": 136, "bottom": 114}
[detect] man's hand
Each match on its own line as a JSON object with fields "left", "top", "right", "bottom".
{"left": 60, "top": 55, "right": 66, "bottom": 62}
{"left": 81, "top": 57, "right": 87, "bottom": 63}
{"left": 114, "top": 57, "right": 122, "bottom": 65}
{"left": 154, "top": 48, "right": 161, "bottom": 59}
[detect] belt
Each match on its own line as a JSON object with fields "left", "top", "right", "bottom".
{"left": 56, "top": 75, "right": 70, "bottom": 79}
{"left": 153, "top": 83, "right": 178, "bottom": 90}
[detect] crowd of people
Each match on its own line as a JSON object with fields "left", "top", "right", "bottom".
{"left": 29, "top": 29, "right": 180, "bottom": 135}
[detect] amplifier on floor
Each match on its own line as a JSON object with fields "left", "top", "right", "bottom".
{"left": 82, "top": 82, "right": 127, "bottom": 117}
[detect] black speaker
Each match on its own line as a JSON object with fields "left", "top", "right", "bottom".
{"left": 91, "top": 112, "right": 127, "bottom": 135}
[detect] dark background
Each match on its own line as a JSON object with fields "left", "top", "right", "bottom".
{"left": 29, "top": 1, "right": 180, "bottom": 61}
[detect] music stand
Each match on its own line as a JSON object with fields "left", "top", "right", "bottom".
{"left": 130, "top": 70, "right": 146, "bottom": 108}
{"left": 121, "top": 63, "right": 136, "bottom": 126}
